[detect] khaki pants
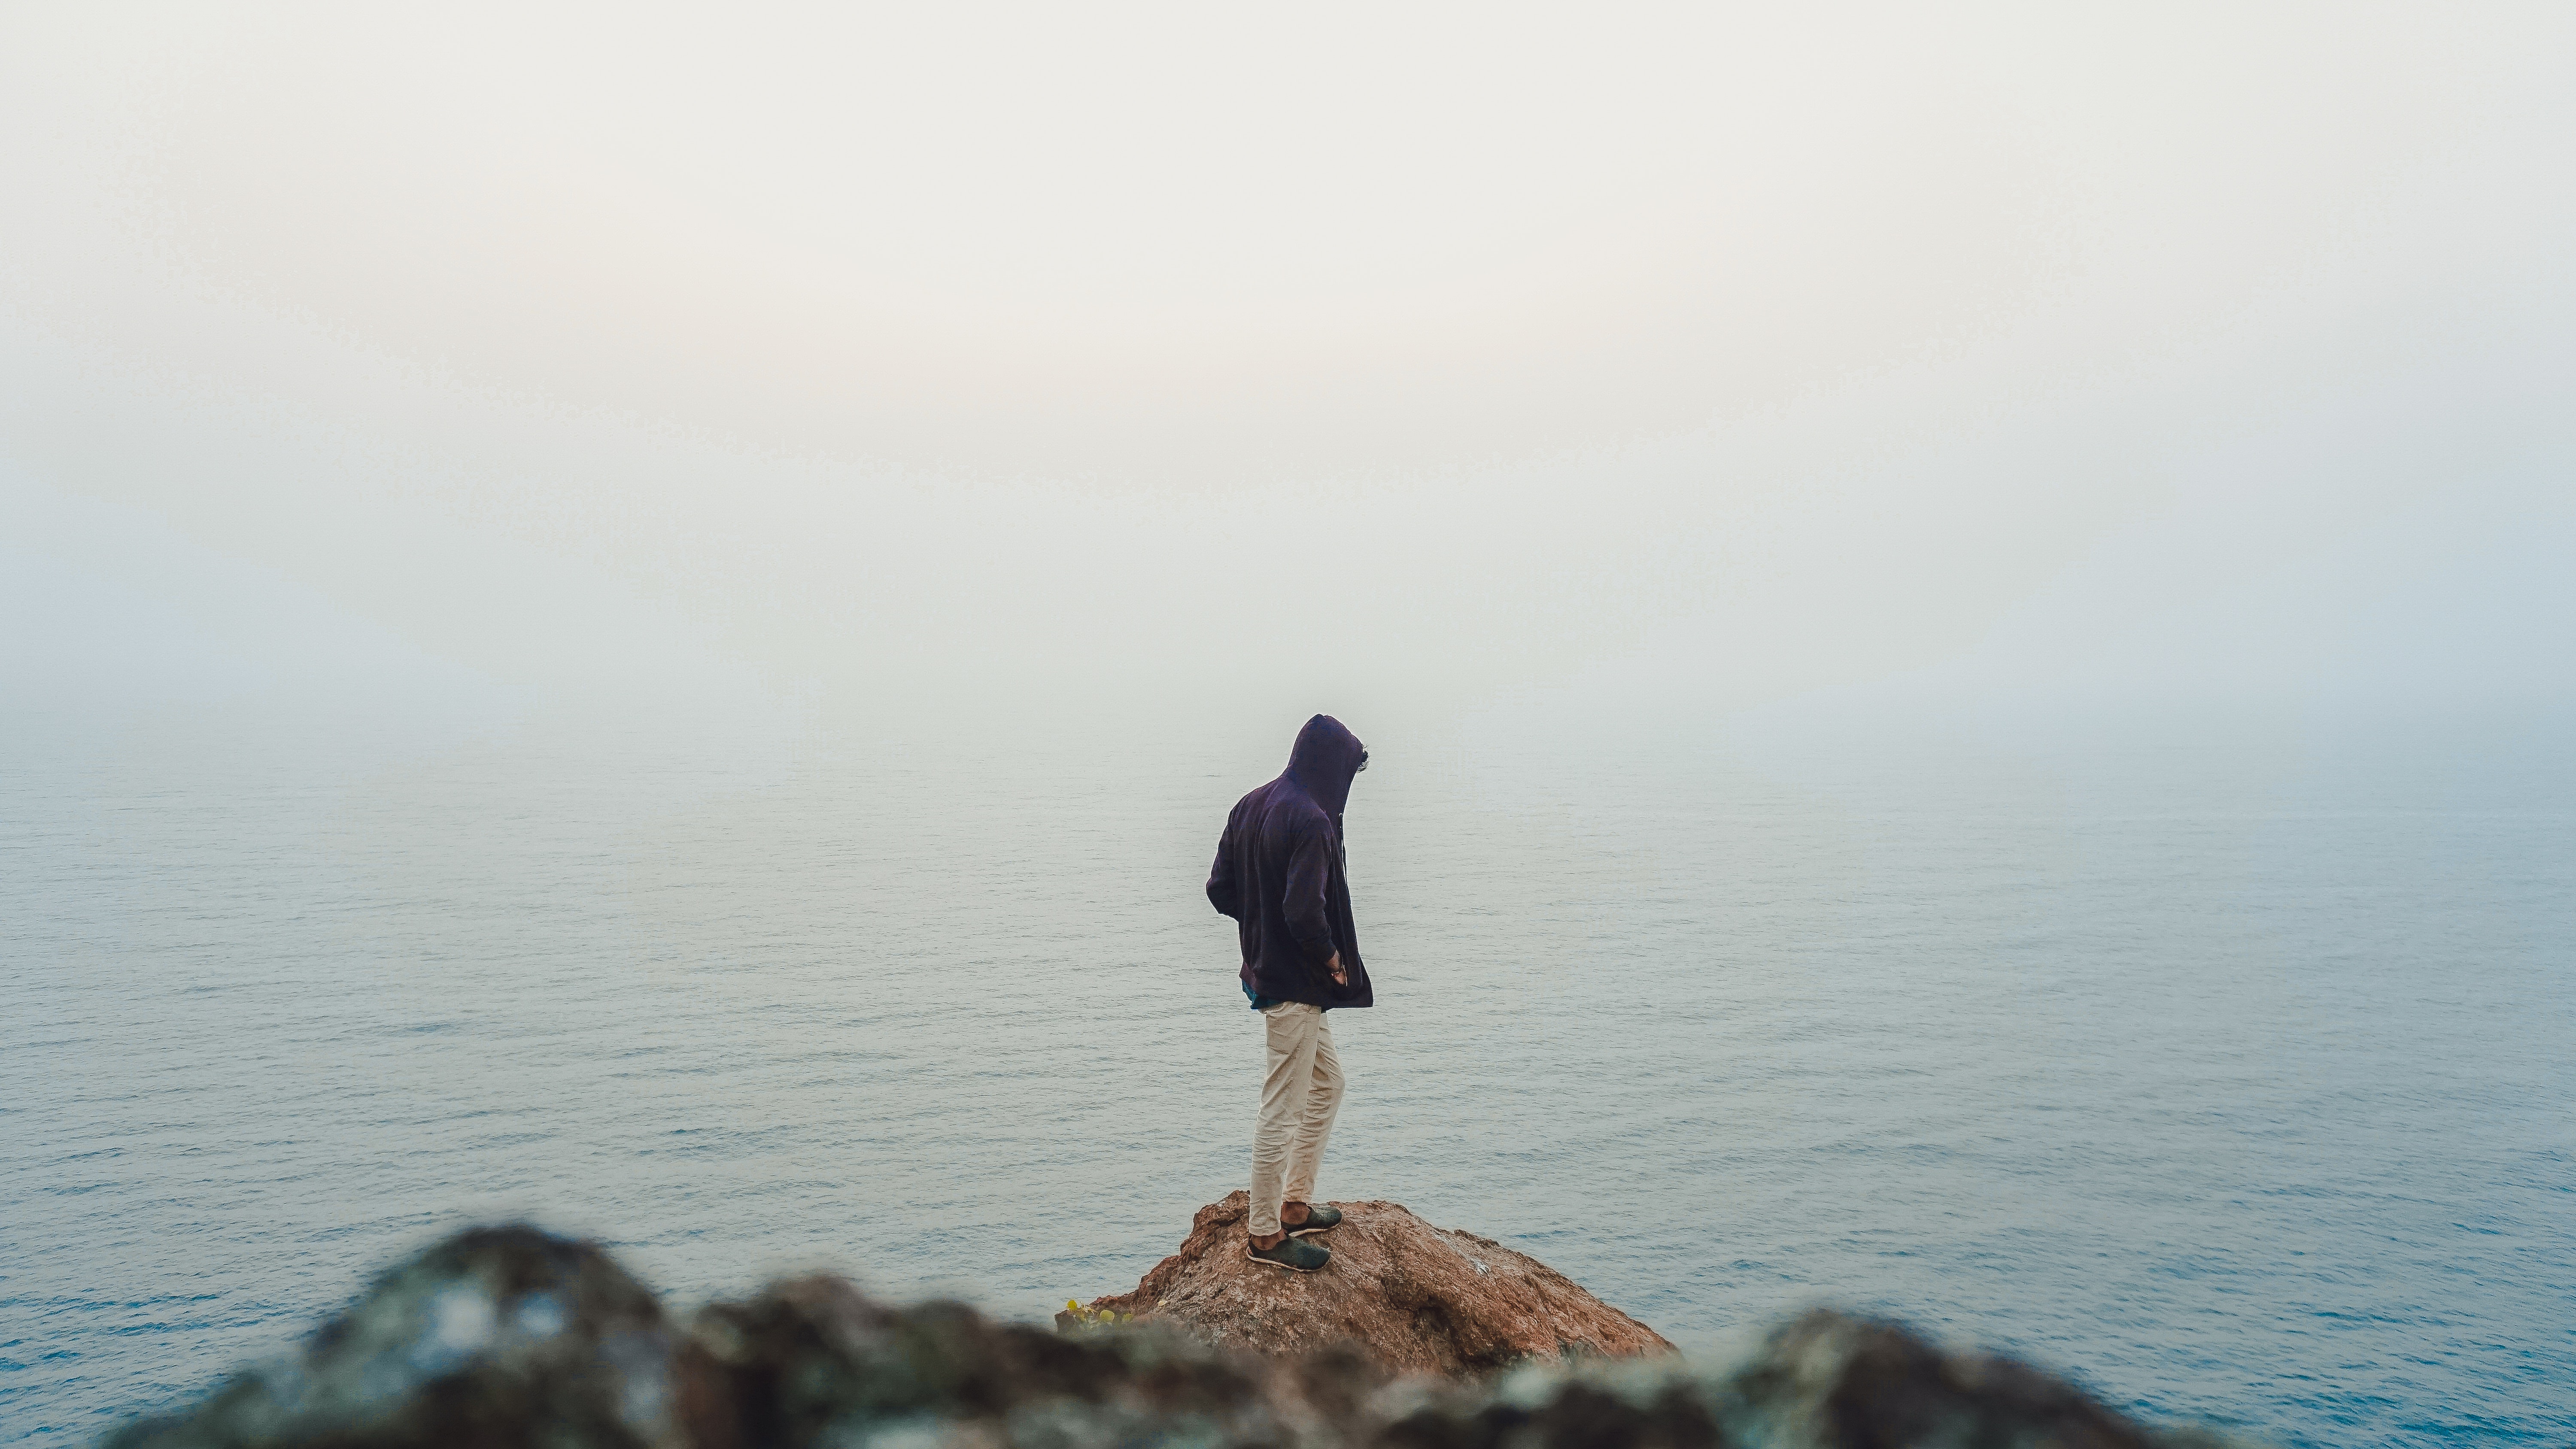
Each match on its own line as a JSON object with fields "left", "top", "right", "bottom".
{"left": 1250, "top": 1001, "right": 1344, "bottom": 1239}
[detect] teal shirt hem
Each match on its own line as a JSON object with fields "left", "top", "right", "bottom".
{"left": 1244, "top": 982, "right": 1325, "bottom": 1011}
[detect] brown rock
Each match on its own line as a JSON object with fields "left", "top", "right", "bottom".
{"left": 1075, "top": 1192, "right": 1673, "bottom": 1376}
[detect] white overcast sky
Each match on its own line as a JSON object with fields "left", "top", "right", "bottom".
{"left": 4, "top": 3, "right": 2570, "bottom": 717}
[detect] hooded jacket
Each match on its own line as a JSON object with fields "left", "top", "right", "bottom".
{"left": 1206, "top": 714, "right": 1373, "bottom": 1009}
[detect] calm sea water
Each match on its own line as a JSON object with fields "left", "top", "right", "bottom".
{"left": 3, "top": 694, "right": 2570, "bottom": 1446}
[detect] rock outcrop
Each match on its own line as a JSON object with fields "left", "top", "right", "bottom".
{"left": 1068, "top": 1193, "right": 1671, "bottom": 1375}
{"left": 101, "top": 1220, "right": 2265, "bottom": 1449}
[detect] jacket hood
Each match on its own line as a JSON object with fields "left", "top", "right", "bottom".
{"left": 1283, "top": 714, "right": 1367, "bottom": 818}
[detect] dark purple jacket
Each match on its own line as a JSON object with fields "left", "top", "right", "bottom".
{"left": 1206, "top": 715, "right": 1373, "bottom": 1009}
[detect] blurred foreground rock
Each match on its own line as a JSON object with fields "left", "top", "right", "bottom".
{"left": 1070, "top": 1192, "right": 1671, "bottom": 1374}
{"left": 104, "top": 1219, "right": 2263, "bottom": 1449}
{"left": 103, "top": 1225, "right": 684, "bottom": 1449}
{"left": 674, "top": 1270, "right": 1370, "bottom": 1449}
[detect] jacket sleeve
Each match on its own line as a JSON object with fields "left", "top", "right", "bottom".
{"left": 1282, "top": 817, "right": 1339, "bottom": 965}
{"left": 1206, "top": 829, "right": 1241, "bottom": 919}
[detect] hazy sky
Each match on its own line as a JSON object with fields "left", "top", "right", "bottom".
{"left": 5, "top": 3, "right": 2570, "bottom": 717}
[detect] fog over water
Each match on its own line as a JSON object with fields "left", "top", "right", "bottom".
{"left": 4, "top": 4, "right": 2574, "bottom": 1447}
{"left": 6, "top": 4, "right": 2571, "bottom": 709}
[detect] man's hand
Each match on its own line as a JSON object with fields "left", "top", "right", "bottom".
{"left": 1327, "top": 952, "right": 1349, "bottom": 988}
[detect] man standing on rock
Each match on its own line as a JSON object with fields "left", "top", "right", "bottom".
{"left": 1206, "top": 714, "right": 1373, "bottom": 1272}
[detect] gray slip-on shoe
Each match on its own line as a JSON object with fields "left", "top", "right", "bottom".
{"left": 1246, "top": 1235, "right": 1330, "bottom": 1272}
{"left": 1283, "top": 1204, "right": 1343, "bottom": 1237}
